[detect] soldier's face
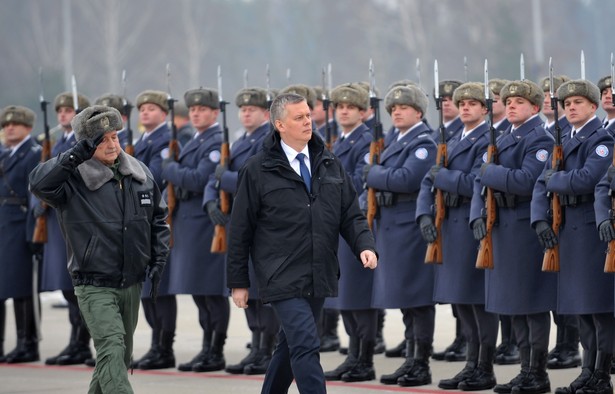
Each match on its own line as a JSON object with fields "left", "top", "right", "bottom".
{"left": 57, "top": 107, "right": 76, "bottom": 129}
{"left": 312, "top": 100, "right": 326, "bottom": 125}
{"left": 275, "top": 101, "right": 312, "bottom": 151}
{"left": 505, "top": 97, "right": 539, "bottom": 127}
{"left": 239, "top": 106, "right": 268, "bottom": 133}
{"left": 601, "top": 89, "right": 614, "bottom": 113}
{"left": 563, "top": 96, "right": 597, "bottom": 129}
{"left": 390, "top": 104, "right": 422, "bottom": 131}
{"left": 139, "top": 104, "right": 167, "bottom": 131}
{"left": 441, "top": 96, "right": 459, "bottom": 121}
{"left": 492, "top": 95, "right": 505, "bottom": 118}
{"left": 189, "top": 105, "right": 219, "bottom": 132}
{"left": 335, "top": 102, "right": 365, "bottom": 132}
{"left": 2, "top": 122, "right": 31, "bottom": 147}
{"left": 93, "top": 131, "right": 121, "bottom": 165}
{"left": 458, "top": 99, "right": 487, "bottom": 129}
{"left": 542, "top": 92, "right": 554, "bottom": 118}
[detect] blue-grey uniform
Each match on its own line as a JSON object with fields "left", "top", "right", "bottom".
{"left": 117, "top": 128, "right": 129, "bottom": 150}
{"left": 317, "top": 120, "right": 338, "bottom": 144}
{"left": 163, "top": 124, "right": 225, "bottom": 296}
{"left": 545, "top": 116, "right": 571, "bottom": 140}
{"left": 431, "top": 116, "right": 464, "bottom": 143}
{"left": 494, "top": 118, "right": 510, "bottom": 135}
{"left": 0, "top": 138, "right": 41, "bottom": 299}
{"left": 534, "top": 116, "right": 613, "bottom": 315}
{"left": 365, "top": 121, "right": 436, "bottom": 310}
{"left": 470, "top": 115, "right": 556, "bottom": 315}
{"left": 416, "top": 122, "right": 490, "bottom": 305}
{"left": 604, "top": 118, "right": 615, "bottom": 138}
{"left": 40, "top": 132, "right": 76, "bottom": 292}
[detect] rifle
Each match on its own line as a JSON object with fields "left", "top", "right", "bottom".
{"left": 32, "top": 68, "right": 51, "bottom": 245}
{"left": 211, "top": 65, "right": 230, "bottom": 254}
{"left": 366, "top": 59, "right": 384, "bottom": 230}
{"left": 542, "top": 58, "right": 563, "bottom": 272}
{"left": 321, "top": 64, "right": 334, "bottom": 150}
{"left": 520, "top": 53, "right": 525, "bottom": 80}
{"left": 122, "top": 70, "right": 134, "bottom": 156}
{"left": 165, "top": 64, "right": 179, "bottom": 246}
{"left": 605, "top": 53, "right": 615, "bottom": 273}
{"left": 476, "top": 59, "right": 496, "bottom": 270}
{"left": 424, "top": 60, "right": 446, "bottom": 264}
{"left": 243, "top": 69, "right": 249, "bottom": 89}
{"left": 266, "top": 64, "right": 274, "bottom": 133}
{"left": 464, "top": 56, "right": 469, "bottom": 82}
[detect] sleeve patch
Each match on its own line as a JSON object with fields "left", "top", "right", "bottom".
{"left": 596, "top": 145, "right": 609, "bottom": 158}
{"left": 482, "top": 152, "right": 488, "bottom": 163}
{"left": 536, "top": 149, "right": 548, "bottom": 162}
{"left": 415, "top": 147, "right": 429, "bottom": 160}
{"left": 209, "top": 150, "right": 221, "bottom": 163}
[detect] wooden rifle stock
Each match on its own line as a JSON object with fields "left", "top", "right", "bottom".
{"left": 125, "top": 144, "right": 134, "bottom": 156}
{"left": 366, "top": 140, "right": 380, "bottom": 230}
{"left": 166, "top": 139, "right": 179, "bottom": 247}
{"left": 605, "top": 153, "right": 615, "bottom": 273}
{"left": 211, "top": 142, "right": 230, "bottom": 253}
{"left": 424, "top": 142, "right": 447, "bottom": 264}
{"left": 476, "top": 144, "right": 497, "bottom": 269}
{"left": 32, "top": 138, "right": 51, "bottom": 244}
{"left": 542, "top": 144, "right": 563, "bottom": 272}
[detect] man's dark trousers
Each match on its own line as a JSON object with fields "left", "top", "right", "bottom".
{"left": 261, "top": 297, "right": 326, "bottom": 394}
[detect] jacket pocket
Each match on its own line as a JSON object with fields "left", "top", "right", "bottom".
{"left": 82, "top": 235, "right": 99, "bottom": 269}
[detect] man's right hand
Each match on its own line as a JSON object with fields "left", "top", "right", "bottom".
{"left": 599, "top": 220, "right": 615, "bottom": 243}
{"left": 67, "top": 136, "right": 103, "bottom": 166}
{"left": 472, "top": 218, "right": 487, "bottom": 241}
{"left": 206, "top": 200, "right": 229, "bottom": 226}
{"left": 232, "top": 288, "right": 249, "bottom": 309}
{"left": 33, "top": 203, "right": 47, "bottom": 218}
{"left": 419, "top": 215, "right": 437, "bottom": 243}
{"left": 535, "top": 220, "right": 558, "bottom": 249}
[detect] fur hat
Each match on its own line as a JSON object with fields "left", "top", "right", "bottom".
{"left": 538, "top": 75, "right": 571, "bottom": 93}
{"left": 280, "top": 84, "right": 317, "bottom": 110}
{"left": 54, "top": 92, "right": 90, "bottom": 112}
{"left": 0, "top": 105, "right": 36, "bottom": 128}
{"left": 557, "top": 79, "right": 601, "bottom": 107}
{"left": 95, "top": 94, "right": 130, "bottom": 116}
{"left": 184, "top": 88, "right": 219, "bottom": 109}
{"left": 500, "top": 80, "right": 544, "bottom": 110}
{"left": 387, "top": 80, "right": 418, "bottom": 92}
{"left": 434, "top": 80, "right": 463, "bottom": 98}
{"left": 136, "top": 90, "right": 169, "bottom": 113}
{"left": 174, "top": 101, "right": 189, "bottom": 118}
{"left": 356, "top": 81, "right": 380, "bottom": 98}
{"left": 597, "top": 75, "right": 613, "bottom": 95}
{"left": 71, "top": 105, "right": 123, "bottom": 142}
{"left": 235, "top": 87, "right": 268, "bottom": 109}
{"left": 488, "top": 79, "right": 509, "bottom": 97}
{"left": 453, "top": 82, "right": 491, "bottom": 108}
{"left": 385, "top": 85, "right": 429, "bottom": 116}
{"left": 331, "top": 83, "right": 370, "bottom": 110}
{"left": 313, "top": 86, "right": 326, "bottom": 101}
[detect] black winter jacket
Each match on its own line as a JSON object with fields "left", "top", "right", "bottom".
{"left": 226, "top": 130, "right": 376, "bottom": 303}
{"left": 29, "top": 150, "right": 170, "bottom": 289}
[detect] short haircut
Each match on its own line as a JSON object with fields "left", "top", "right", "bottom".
{"left": 270, "top": 93, "right": 306, "bottom": 128}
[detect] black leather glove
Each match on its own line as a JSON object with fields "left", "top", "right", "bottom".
{"left": 419, "top": 215, "right": 437, "bottom": 243}
{"left": 543, "top": 169, "right": 555, "bottom": 186}
{"left": 66, "top": 136, "right": 103, "bottom": 166}
{"left": 362, "top": 164, "right": 373, "bottom": 183}
{"left": 162, "top": 156, "right": 175, "bottom": 170}
{"left": 206, "top": 200, "right": 229, "bottom": 226}
{"left": 535, "top": 220, "right": 558, "bottom": 249}
{"left": 480, "top": 163, "right": 491, "bottom": 177}
{"left": 607, "top": 166, "right": 615, "bottom": 182}
{"left": 472, "top": 218, "right": 487, "bottom": 241}
{"left": 29, "top": 242, "right": 44, "bottom": 255}
{"left": 214, "top": 163, "right": 227, "bottom": 182}
{"left": 148, "top": 265, "right": 163, "bottom": 302}
{"left": 428, "top": 165, "right": 442, "bottom": 182}
{"left": 32, "top": 203, "right": 47, "bottom": 218}
{"left": 599, "top": 220, "right": 615, "bottom": 243}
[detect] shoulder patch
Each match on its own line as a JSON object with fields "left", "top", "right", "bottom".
{"left": 596, "top": 145, "right": 609, "bottom": 158}
{"left": 482, "top": 152, "right": 488, "bottom": 163}
{"left": 209, "top": 150, "right": 221, "bottom": 163}
{"left": 363, "top": 152, "right": 371, "bottom": 164}
{"left": 415, "top": 147, "right": 429, "bottom": 160}
{"left": 536, "top": 149, "right": 548, "bottom": 162}
{"left": 160, "top": 147, "right": 169, "bottom": 159}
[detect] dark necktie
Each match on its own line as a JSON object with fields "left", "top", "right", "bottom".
{"left": 296, "top": 153, "right": 311, "bottom": 193}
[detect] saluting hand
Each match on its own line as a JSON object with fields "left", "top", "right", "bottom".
{"left": 232, "top": 288, "right": 249, "bottom": 309}
{"left": 360, "top": 250, "right": 378, "bottom": 269}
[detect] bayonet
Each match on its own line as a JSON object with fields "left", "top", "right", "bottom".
{"left": 121, "top": 69, "right": 134, "bottom": 155}
{"left": 286, "top": 68, "right": 291, "bottom": 84}
{"left": 520, "top": 53, "right": 525, "bottom": 80}
{"left": 265, "top": 64, "right": 271, "bottom": 103}
{"left": 327, "top": 63, "right": 332, "bottom": 93}
{"left": 369, "top": 59, "right": 376, "bottom": 98}
{"left": 71, "top": 75, "right": 79, "bottom": 113}
{"left": 166, "top": 63, "right": 173, "bottom": 98}
{"left": 218, "top": 65, "right": 224, "bottom": 102}
{"left": 243, "top": 69, "right": 249, "bottom": 89}
{"left": 321, "top": 67, "right": 327, "bottom": 100}
{"left": 611, "top": 53, "right": 615, "bottom": 107}
{"left": 549, "top": 57, "right": 555, "bottom": 98}
{"left": 434, "top": 60, "right": 439, "bottom": 100}
{"left": 416, "top": 58, "right": 422, "bottom": 90}
{"left": 581, "top": 50, "right": 586, "bottom": 80}
{"left": 464, "top": 56, "right": 469, "bottom": 82}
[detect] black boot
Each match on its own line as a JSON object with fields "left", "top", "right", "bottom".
{"left": 341, "top": 339, "right": 376, "bottom": 382}
{"left": 192, "top": 331, "right": 226, "bottom": 372}
{"left": 46, "top": 325, "right": 78, "bottom": 365}
{"left": 434, "top": 324, "right": 466, "bottom": 361}
{"left": 554, "top": 349, "right": 596, "bottom": 394}
{"left": 139, "top": 330, "right": 175, "bottom": 369}
{"left": 439, "top": 342, "right": 479, "bottom": 390}
{"left": 384, "top": 339, "right": 408, "bottom": 358}
{"left": 511, "top": 348, "right": 550, "bottom": 394}
{"left": 0, "top": 301, "right": 5, "bottom": 363}
{"left": 244, "top": 332, "right": 276, "bottom": 375}
{"left": 380, "top": 339, "right": 414, "bottom": 384}
{"left": 131, "top": 329, "right": 160, "bottom": 368}
{"left": 397, "top": 341, "right": 432, "bottom": 387}
{"left": 178, "top": 330, "right": 211, "bottom": 372}
{"left": 576, "top": 352, "right": 613, "bottom": 394}
{"left": 374, "top": 309, "right": 386, "bottom": 354}
{"left": 325, "top": 336, "right": 359, "bottom": 380}
{"left": 494, "top": 346, "right": 530, "bottom": 393}
{"left": 57, "top": 325, "right": 92, "bottom": 365}
{"left": 549, "top": 324, "right": 581, "bottom": 369}
{"left": 458, "top": 344, "right": 497, "bottom": 391}
{"left": 496, "top": 317, "right": 520, "bottom": 365}
{"left": 226, "top": 331, "right": 260, "bottom": 374}
{"left": 319, "top": 309, "right": 340, "bottom": 352}
{"left": 6, "top": 298, "right": 39, "bottom": 363}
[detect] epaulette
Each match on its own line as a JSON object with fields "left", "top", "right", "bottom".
{"left": 31, "top": 145, "right": 42, "bottom": 153}
{"left": 417, "top": 133, "right": 430, "bottom": 138}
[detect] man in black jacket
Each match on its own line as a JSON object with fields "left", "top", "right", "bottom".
{"left": 29, "top": 105, "right": 170, "bottom": 394}
{"left": 227, "top": 93, "right": 377, "bottom": 394}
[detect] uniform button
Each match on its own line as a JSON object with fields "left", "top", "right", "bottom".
{"left": 307, "top": 204, "right": 310, "bottom": 207}
{"left": 124, "top": 227, "right": 127, "bottom": 231}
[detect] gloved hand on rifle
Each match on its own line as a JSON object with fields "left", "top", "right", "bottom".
{"left": 214, "top": 163, "right": 228, "bottom": 182}
{"left": 206, "top": 200, "right": 229, "bottom": 226}
{"left": 64, "top": 135, "right": 104, "bottom": 168}
{"left": 480, "top": 163, "right": 493, "bottom": 177}
{"left": 472, "top": 218, "right": 486, "bottom": 241}
{"left": 428, "top": 165, "right": 442, "bottom": 182}
{"left": 362, "top": 164, "right": 373, "bottom": 184}
{"left": 148, "top": 265, "right": 163, "bottom": 303}
{"left": 598, "top": 220, "right": 615, "bottom": 243}
{"left": 543, "top": 169, "right": 555, "bottom": 188}
{"left": 534, "top": 220, "right": 558, "bottom": 249}
{"left": 33, "top": 203, "right": 47, "bottom": 218}
{"left": 419, "top": 215, "right": 437, "bottom": 243}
